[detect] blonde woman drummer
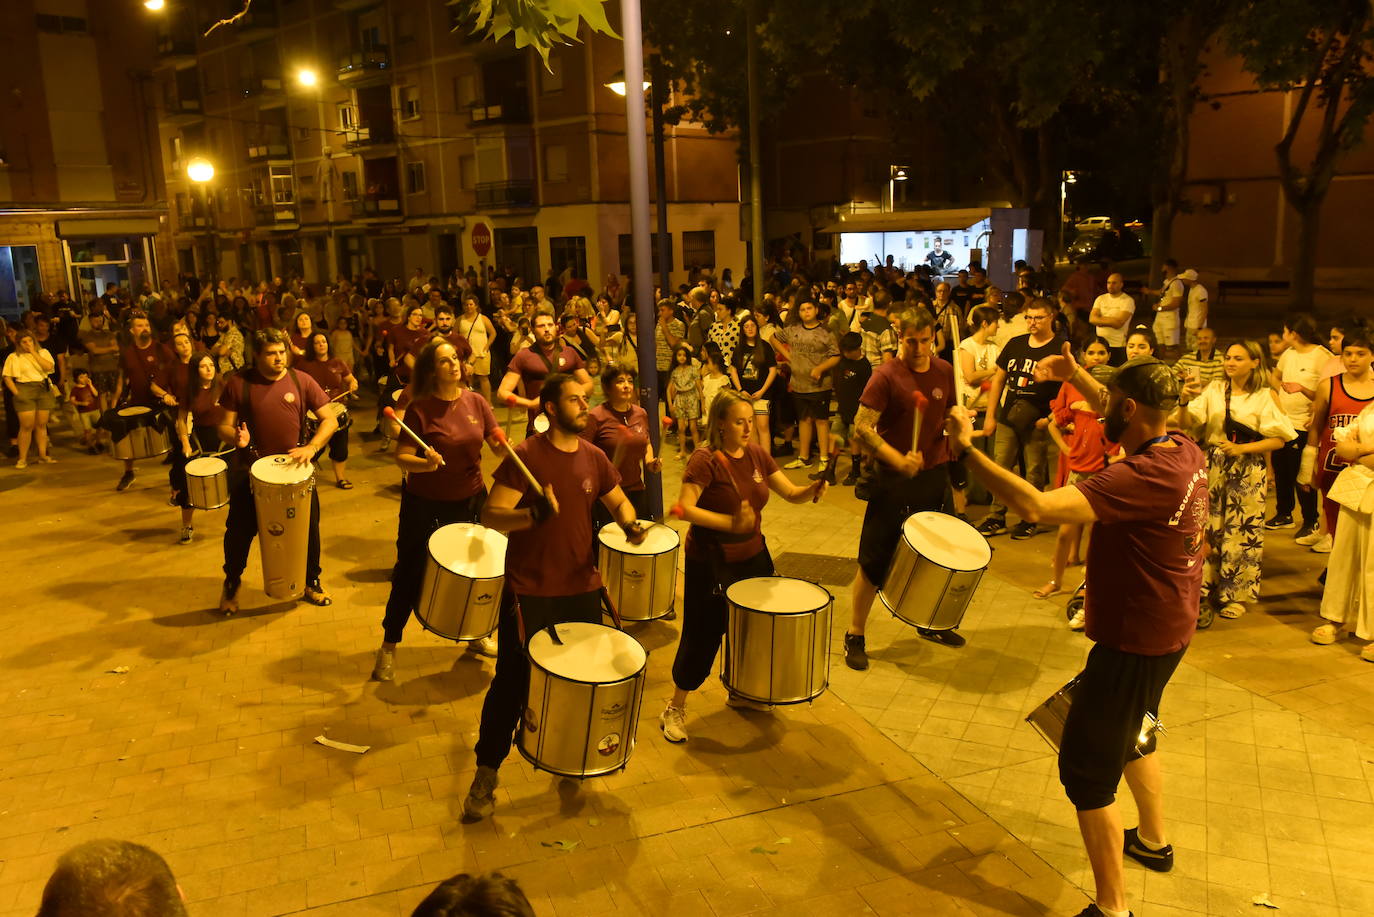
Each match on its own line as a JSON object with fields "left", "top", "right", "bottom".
{"left": 372, "top": 339, "right": 504, "bottom": 682}
{"left": 660, "top": 390, "right": 827, "bottom": 743}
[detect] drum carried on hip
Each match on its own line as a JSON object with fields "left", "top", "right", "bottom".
{"left": 249, "top": 455, "right": 315, "bottom": 599}
{"left": 106, "top": 406, "right": 171, "bottom": 461}
{"left": 416, "top": 523, "right": 506, "bottom": 640}
{"left": 879, "top": 512, "right": 990, "bottom": 632}
{"left": 597, "top": 521, "right": 679, "bottom": 622}
{"left": 306, "top": 407, "right": 351, "bottom": 439}
{"left": 722, "top": 576, "right": 832, "bottom": 705}
{"left": 1026, "top": 675, "right": 1165, "bottom": 755}
{"left": 185, "top": 456, "right": 229, "bottom": 510}
{"left": 518, "top": 621, "right": 647, "bottom": 778}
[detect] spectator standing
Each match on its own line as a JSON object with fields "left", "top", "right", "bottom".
{"left": 773, "top": 299, "right": 841, "bottom": 474}
{"left": 1270, "top": 313, "right": 1332, "bottom": 540}
{"left": 3, "top": 329, "right": 57, "bottom": 468}
{"left": 1175, "top": 327, "right": 1224, "bottom": 389}
{"left": 1179, "top": 269, "right": 1208, "bottom": 351}
{"left": 1089, "top": 273, "right": 1135, "bottom": 365}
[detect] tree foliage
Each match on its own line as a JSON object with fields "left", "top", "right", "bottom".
{"left": 455, "top": 0, "right": 618, "bottom": 67}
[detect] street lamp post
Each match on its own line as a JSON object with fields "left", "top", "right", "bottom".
{"left": 295, "top": 67, "right": 338, "bottom": 283}
{"left": 606, "top": 69, "right": 669, "bottom": 300}
{"left": 186, "top": 157, "right": 217, "bottom": 283}
{"left": 1059, "top": 170, "right": 1077, "bottom": 261}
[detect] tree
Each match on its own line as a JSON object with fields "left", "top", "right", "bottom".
{"left": 1226, "top": 0, "right": 1374, "bottom": 306}
{"left": 461, "top": 0, "right": 618, "bottom": 67}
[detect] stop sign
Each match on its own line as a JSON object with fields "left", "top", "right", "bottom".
{"left": 471, "top": 221, "right": 492, "bottom": 257}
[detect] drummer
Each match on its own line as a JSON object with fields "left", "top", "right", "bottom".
{"left": 464, "top": 372, "right": 646, "bottom": 821}
{"left": 112, "top": 313, "right": 169, "bottom": 493}
{"left": 162, "top": 332, "right": 196, "bottom": 504}
{"left": 659, "top": 390, "right": 826, "bottom": 744}
{"left": 372, "top": 339, "right": 504, "bottom": 683}
{"left": 170, "top": 351, "right": 224, "bottom": 545}
{"left": 299, "top": 330, "right": 359, "bottom": 490}
{"left": 214, "top": 329, "right": 340, "bottom": 614}
{"left": 496, "top": 311, "right": 592, "bottom": 436}
{"left": 843, "top": 307, "right": 960, "bottom": 671}
{"left": 583, "top": 362, "right": 662, "bottom": 523}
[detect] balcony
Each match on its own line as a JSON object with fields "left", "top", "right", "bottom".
{"left": 476, "top": 179, "right": 537, "bottom": 211}
{"left": 337, "top": 46, "right": 391, "bottom": 83}
{"left": 163, "top": 97, "right": 204, "bottom": 126}
{"left": 179, "top": 213, "right": 211, "bottom": 232}
{"left": 469, "top": 99, "right": 531, "bottom": 126}
{"left": 342, "top": 127, "right": 396, "bottom": 156}
{"left": 254, "top": 201, "right": 299, "bottom": 229}
{"left": 350, "top": 195, "right": 403, "bottom": 222}
{"left": 155, "top": 35, "right": 196, "bottom": 68}
{"left": 245, "top": 141, "right": 291, "bottom": 162}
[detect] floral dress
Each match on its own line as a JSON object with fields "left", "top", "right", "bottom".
{"left": 671, "top": 363, "right": 702, "bottom": 421}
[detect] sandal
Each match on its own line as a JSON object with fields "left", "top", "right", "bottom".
{"left": 1218, "top": 602, "right": 1246, "bottom": 619}
{"left": 1033, "top": 581, "right": 1062, "bottom": 599}
{"left": 1311, "top": 623, "right": 1343, "bottom": 645}
{"left": 335, "top": 480, "right": 354, "bottom": 490}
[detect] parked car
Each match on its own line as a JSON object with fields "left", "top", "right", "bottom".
{"left": 1067, "top": 227, "right": 1145, "bottom": 263}
{"left": 1074, "top": 216, "right": 1113, "bottom": 231}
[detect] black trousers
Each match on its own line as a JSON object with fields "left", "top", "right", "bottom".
{"left": 1272, "top": 433, "right": 1316, "bottom": 525}
{"left": 671, "top": 546, "right": 775, "bottom": 692}
{"left": 473, "top": 588, "right": 602, "bottom": 770}
{"left": 857, "top": 464, "right": 950, "bottom": 588}
{"left": 381, "top": 487, "right": 485, "bottom": 643}
{"left": 222, "top": 470, "right": 322, "bottom": 587}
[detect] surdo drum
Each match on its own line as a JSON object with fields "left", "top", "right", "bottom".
{"left": 722, "top": 577, "right": 832, "bottom": 705}
{"left": 879, "top": 512, "right": 990, "bottom": 632}
{"left": 519, "top": 621, "right": 647, "bottom": 778}
{"left": 597, "top": 521, "right": 679, "bottom": 622}
{"left": 109, "top": 406, "right": 170, "bottom": 461}
{"left": 416, "top": 524, "right": 506, "bottom": 640}
{"left": 185, "top": 456, "right": 229, "bottom": 510}
{"left": 249, "top": 455, "right": 315, "bottom": 599}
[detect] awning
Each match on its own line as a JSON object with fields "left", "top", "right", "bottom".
{"left": 822, "top": 207, "right": 994, "bottom": 234}
{"left": 55, "top": 218, "right": 162, "bottom": 239}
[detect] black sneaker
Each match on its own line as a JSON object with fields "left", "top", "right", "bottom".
{"left": 976, "top": 516, "right": 1008, "bottom": 536}
{"left": 843, "top": 633, "right": 868, "bottom": 671}
{"left": 1264, "top": 514, "right": 1295, "bottom": 530}
{"left": 917, "top": 627, "right": 966, "bottom": 648}
{"left": 1294, "top": 523, "right": 1318, "bottom": 541}
{"left": 842, "top": 468, "right": 860, "bottom": 487}
{"left": 1123, "top": 826, "right": 1174, "bottom": 872}
{"left": 1010, "top": 521, "right": 1040, "bottom": 540}
{"left": 116, "top": 470, "right": 135, "bottom": 492}
{"left": 1075, "top": 906, "right": 1133, "bottom": 917}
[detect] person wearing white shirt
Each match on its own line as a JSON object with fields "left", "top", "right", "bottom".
{"left": 1270, "top": 312, "right": 1334, "bottom": 537}
{"left": 1179, "top": 269, "right": 1208, "bottom": 351}
{"left": 1146, "top": 259, "right": 1183, "bottom": 356}
{"left": 1089, "top": 273, "right": 1135, "bottom": 365}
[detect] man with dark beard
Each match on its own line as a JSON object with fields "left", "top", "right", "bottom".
{"left": 464, "top": 373, "right": 646, "bottom": 821}
{"left": 497, "top": 311, "right": 593, "bottom": 435}
{"left": 112, "top": 314, "right": 175, "bottom": 491}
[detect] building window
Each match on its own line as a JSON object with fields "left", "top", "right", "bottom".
{"left": 540, "top": 55, "right": 563, "bottom": 94}
{"left": 543, "top": 144, "right": 568, "bottom": 183}
{"left": 400, "top": 86, "right": 421, "bottom": 120}
{"left": 618, "top": 233, "right": 672, "bottom": 275}
{"left": 341, "top": 171, "right": 359, "bottom": 200}
{"left": 458, "top": 155, "right": 476, "bottom": 190}
{"left": 453, "top": 74, "right": 476, "bottom": 110}
{"left": 35, "top": 14, "right": 87, "bottom": 34}
{"left": 406, "top": 161, "right": 426, "bottom": 194}
{"left": 549, "top": 236, "right": 587, "bottom": 283}
{"left": 682, "top": 230, "right": 715, "bottom": 269}
{"left": 337, "top": 105, "right": 355, "bottom": 130}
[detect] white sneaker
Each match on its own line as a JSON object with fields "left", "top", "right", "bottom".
{"left": 1068, "top": 608, "right": 1086, "bottom": 631}
{"left": 1295, "top": 529, "right": 1324, "bottom": 546}
{"left": 1311, "top": 534, "right": 1333, "bottom": 554}
{"left": 471, "top": 634, "right": 498, "bottom": 657}
{"left": 660, "top": 702, "right": 688, "bottom": 743}
{"left": 372, "top": 646, "right": 395, "bottom": 682}
{"left": 178, "top": 526, "right": 194, "bottom": 545}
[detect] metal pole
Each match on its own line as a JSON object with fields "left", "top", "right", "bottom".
{"left": 746, "top": 0, "right": 765, "bottom": 309}
{"left": 651, "top": 56, "right": 671, "bottom": 300}
{"left": 621, "top": 0, "right": 663, "bottom": 519}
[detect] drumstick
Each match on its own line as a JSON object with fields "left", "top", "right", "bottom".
{"left": 382, "top": 406, "right": 445, "bottom": 466}
{"left": 492, "top": 430, "right": 543, "bottom": 494}
{"left": 911, "top": 389, "right": 929, "bottom": 455}
{"left": 947, "top": 310, "right": 967, "bottom": 405}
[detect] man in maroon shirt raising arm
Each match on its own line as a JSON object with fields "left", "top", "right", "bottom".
{"left": 947, "top": 349, "right": 1207, "bottom": 917}
{"left": 215, "top": 329, "right": 341, "bottom": 614}
{"left": 464, "top": 373, "right": 645, "bottom": 821}
{"left": 496, "top": 311, "right": 593, "bottom": 435}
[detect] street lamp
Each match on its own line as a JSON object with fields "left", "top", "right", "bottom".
{"left": 143, "top": 0, "right": 165, "bottom": 11}
{"left": 1059, "top": 170, "right": 1078, "bottom": 261}
{"left": 295, "top": 67, "right": 319, "bottom": 88}
{"left": 186, "top": 157, "right": 215, "bottom": 183}
{"left": 888, "top": 164, "right": 909, "bottom": 213}
{"left": 186, "top": 158, "right": 217, "bottom": 281}
{"left": 605, "top": 67, "right": 671, "bottom": 304}
{"left": 605, "top": 71, "right": 651, "bottom": 97}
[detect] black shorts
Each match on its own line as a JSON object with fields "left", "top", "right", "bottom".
{"left": 792, "top": 390, "right": 832, "bottom": 421}
{"left": 857, "top": 464, "right": 950, "bottom": 588}
{"left": 1058, "top": 642, "right": 1186, "bottom": 811}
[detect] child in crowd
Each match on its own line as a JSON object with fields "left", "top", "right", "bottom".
{"left": 68, "top": 368, "right": 102, "bottom": 454}
{"left": 829, "top": 332, "right": 872, "bottom": 486}
{"left": 667, "top": 344, "right": 702, "bottom": 455}
{"left": 585, "top": 354, "right": 606, "bottom": 408}
{"left": 699, "top": 345, "right": 731, "bottom": 419}
{"left": 331, "top": 317, "right": 356, "bottom": 372}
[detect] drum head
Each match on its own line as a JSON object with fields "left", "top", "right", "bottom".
{"left": 118, "top": 406, "right": 150, "bottom": 418}
{"left": 186, "top": 457, "right": 227, "bottom": 475}
{"left": 527, "top": 622, "right": 646, "bottom": 682}
{"left": 726, "top": 576, "right": 831, "bottom": 615}
{"left": 428, "top": 523, "right": 507, "bottom": 578}
{"left": 901, "top": 512, "right": 991, "bottom": 571}
{"left": 250, "top": 455, "right": 314, "bottom": 484}
{"left": 597, "top": 520, "right": 678, "bottom": 555}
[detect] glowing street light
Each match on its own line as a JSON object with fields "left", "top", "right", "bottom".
{"left": 186, "top": 158, "right": 215, "bottom": 183}
{"left": 143, "top": 0, "right": 165, "bottom": 11}
{"left": 296, "top": 67, "right": 319, "bottom": 88}
{"left": 604, "top": 71, "right": 650, "bottom": 97}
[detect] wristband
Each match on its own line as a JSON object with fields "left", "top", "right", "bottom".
{"left": 529, "top": 494, "right": 552, "bottom": 523}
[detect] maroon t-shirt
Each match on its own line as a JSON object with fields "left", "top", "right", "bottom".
{"left": 858, "top": 356, "right": 954, "bottom": 465}
{"left": 508, "top": 344, "right": 586, "bottom": 428}
{"left": 389, "top": 326, "right": 430, "bottom": 381}
{"left": 218, "top": 369, "right": 330, "bottom": 457}
{"left": 299, "top": 357, "right": 351, "bottom": 399}
{"left": 416, "top": 329, "right": 473, "bottom": 364}
{"left": 289, "top": 333, "right": 311, "bottom": 358}
{"left": 166, "top": 358, "right": 192, "bottom": 403}
{"left": 188, "top": 385, "right": 225, "bottom": 429}
{"left": 683, "top": 444, "right": 779, "bottom": 563}
{"left": 1074, "top": 434, "right": 1208, "bottom": 655}
{"left": 494, "top": 434, "right": 619, "bottom": 597}
{"left": 403, "top": 391, "right": 500, "bottom": 501}
{"left": 120, "top": 342, "right": 163, "bottom": 404}
{"left": 582, "top": 403, "right": 650, "bottom": 491}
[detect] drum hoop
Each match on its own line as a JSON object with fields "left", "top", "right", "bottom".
{"left": 899, "top": 522, "right": 991, "bottom": 572}
{"left": 524, "top": 628, "right": 648, "bottom": 685}
{"left": 727, "top": 599, "right": 832, "bottom": 618}
{"left": 725, "top": 575, "right": 834, "bottom": 617}
{"left": 596, "top": 530, "right": 678, "bottom": 558}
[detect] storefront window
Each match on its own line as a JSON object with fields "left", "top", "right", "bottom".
{"left": 0, "top": 245, "right": 42, "bottom": 320}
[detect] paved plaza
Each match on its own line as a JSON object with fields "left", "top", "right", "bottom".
{"left": 1, "top": 420, "right": 1371, "bottom": 916}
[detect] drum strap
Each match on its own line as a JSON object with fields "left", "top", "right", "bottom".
{"left": 237, "top": 368, "right": 307, "bottom": 457}
{"left": 512, "top": 589, "right": 625, "bottom": 646}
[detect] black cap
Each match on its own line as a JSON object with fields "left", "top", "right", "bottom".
{"left": 1109, "top": 355, "right": 1179, "bottom": 411}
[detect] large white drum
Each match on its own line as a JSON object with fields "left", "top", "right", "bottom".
{"left": 416, "top": 524, "right": 507, "bottom": 640}
{"left": 878, "top": 511, "right": 990, "bottom": 631}
{"left": 723, "top": 576, "right": 832, "bottom": 705}
{"left": 185, "top": 456, "right": 229, "bottom": 510}
{"left": 519, "top": 622, "right": 647, "bottom": 778}
{"left": 250, "top": 455, "right": 315, "bottom": 599}
{"left": 597, "top": 521, "right": 679, "bottom": 622}
{"left": 109, "top": 406, "right": 170, "bottom": 460}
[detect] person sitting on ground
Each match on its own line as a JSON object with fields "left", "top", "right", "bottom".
{"left": 36, "top": 838, "right": 188, "bottom": 917}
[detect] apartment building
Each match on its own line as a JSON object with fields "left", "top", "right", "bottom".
{"left": 155, "top": 0, "right": 745, "bottom": 291}
{"left": 0, "top": 0, "right": 172, "bottom": 319}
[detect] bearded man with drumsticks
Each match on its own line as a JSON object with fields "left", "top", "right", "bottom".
{"left": 843, "top": 307, "right": 961, "bottom": 670}
{"left": 464, "top": 372, "right": 646, "bottom": 822}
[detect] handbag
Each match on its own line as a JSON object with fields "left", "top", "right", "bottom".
{"left": 1222, "top": 382, "right": 1265, "bottom": 445}
{"left": 24, "top": 353, "right": 56, "bottom": 394}
{"left": 1328, "top": 465, "right": 1374, "bottom": 513}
